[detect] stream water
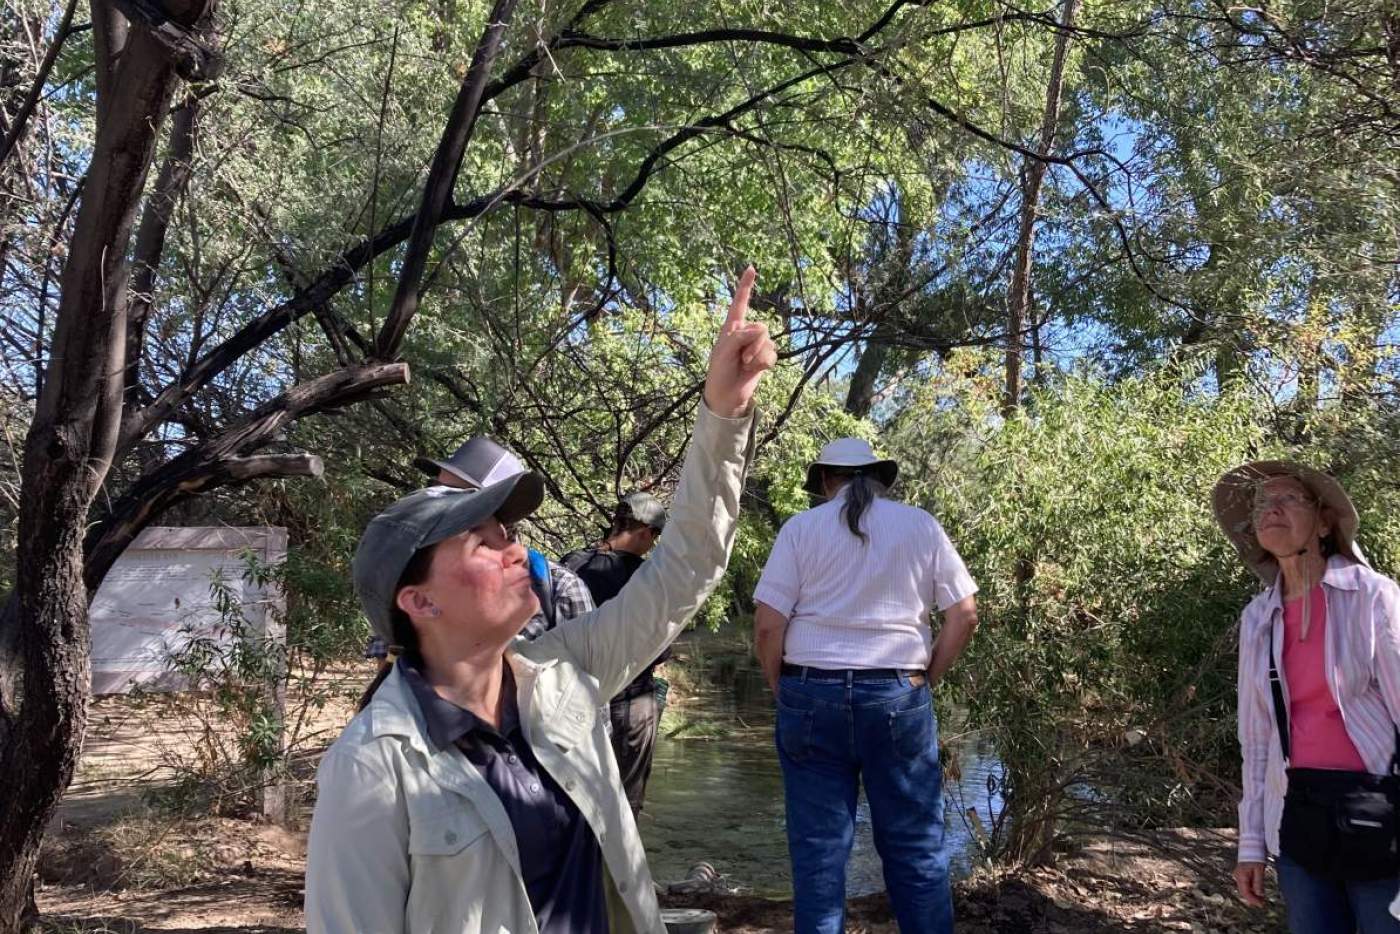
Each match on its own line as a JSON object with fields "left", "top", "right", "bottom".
{"left": 639, "top": 659, "right": 1003, "bottom": 898}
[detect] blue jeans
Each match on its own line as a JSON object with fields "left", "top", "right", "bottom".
{"left": 775, "top": 671, "right": 952, "bottom": 933}
{"left": 1277, "top": 853, "right": 1400, "bottom": 934}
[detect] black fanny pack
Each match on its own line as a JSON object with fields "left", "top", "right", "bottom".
{"left": 1269, "top": 637, "right": 1400, "bottom": 880}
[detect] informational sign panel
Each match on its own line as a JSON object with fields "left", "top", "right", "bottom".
{"left": 89, "top": 527, "right": 288, "bottom": 695}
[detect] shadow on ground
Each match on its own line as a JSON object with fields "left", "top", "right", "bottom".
{"left": 43, "top": 920, "right": 300, "bottom": 934}
{"left": 40, "top": 865, "right": 304, "bottom": 934}
{"left": 665, "top": 883, "right": 1158, "bottom": 934}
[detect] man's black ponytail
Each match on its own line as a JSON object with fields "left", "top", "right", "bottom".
{"left": 824, "top": 467, "right": 887, "bottom": 544}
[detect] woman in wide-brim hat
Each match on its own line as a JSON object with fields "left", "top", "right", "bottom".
{"left": 1215, "top": 460, "right": 1400, "bottom": 932}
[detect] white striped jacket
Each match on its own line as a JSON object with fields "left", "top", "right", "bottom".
{"left": 1236, "top": 556, "right": 1400, "bottom": 863}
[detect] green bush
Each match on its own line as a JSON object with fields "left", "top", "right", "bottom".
{"left": 891, "top": 359, "right": 1286, "bottom": 860}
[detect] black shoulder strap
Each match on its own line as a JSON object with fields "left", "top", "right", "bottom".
{"left": 1266, "top": 624, "right": 1291, "bottom": 763}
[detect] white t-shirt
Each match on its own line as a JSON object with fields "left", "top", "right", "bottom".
{"left": 753, "top": 492, "right": 977, "bottom": 670}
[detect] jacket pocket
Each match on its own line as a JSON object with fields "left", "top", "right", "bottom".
{"left": 408, "top": 804, "right": 488, "bottom": 857}
{"left": 542, "top": 695, "right": 598, "bottom": 753}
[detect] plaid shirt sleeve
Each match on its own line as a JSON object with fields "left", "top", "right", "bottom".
{"left": 550, "top": 562, "right": 596, "bottom": 621}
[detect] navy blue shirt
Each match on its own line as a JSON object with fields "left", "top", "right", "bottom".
{"left": 398, "top": 660, "right": 608, "bottom": 933}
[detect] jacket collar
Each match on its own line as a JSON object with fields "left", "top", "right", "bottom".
{"left": 369, "top": 646, "right": 558, "bottom": 747}
{"left": 1260, "top": 554, "right": 1362, "bottom": 616}
{"left": 367, "top": 664, "right": 431, "bottom": 749}
{"left": 397, "top": 659, "right": 523, "bottom": 749}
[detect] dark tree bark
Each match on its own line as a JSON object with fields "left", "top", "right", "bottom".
{"left": 0, "top": 2, "right": 206, "bottom": 925}
{"left": 845, "top": 336, "right": 890, "bottom": 418}
{"left": 85, "top": 363, "right": 407, "bottom": 589}
{"left": 1003, "top": 0, "right": 1079, "bottom": 416}
{"left": 376, "top": 0, "right": 522, "bottom": 357}
{"left": 125, "top": 94, "right": 200, "bottom": 409}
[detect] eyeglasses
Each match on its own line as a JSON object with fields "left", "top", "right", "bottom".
{"left": 1251, "top": 492, "right": 1317, "bottom": 518}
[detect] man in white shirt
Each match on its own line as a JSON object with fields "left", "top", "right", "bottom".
{"left": 753, "top": 438, "right": 979, "bottom": 934}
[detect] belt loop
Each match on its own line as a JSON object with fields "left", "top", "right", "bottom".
{"left": 897, "top": 670, "right": 909, "bottom": 686}
{"left": 800, "top": 666, "right": 809, "bottom": 684}
{"left": 845, "top": 670, "right": 854, "bottom": 688}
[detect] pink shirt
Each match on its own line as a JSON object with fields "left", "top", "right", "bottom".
{"left": 1236, "top": 557, "right": 1400, "bottom": 863}
{"left": 1282, "top": 586, "right": 1367, "bottom": 771}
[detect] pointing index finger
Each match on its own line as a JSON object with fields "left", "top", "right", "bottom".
{"left": 724, "top": 265, "right": 756, "bottom": 332}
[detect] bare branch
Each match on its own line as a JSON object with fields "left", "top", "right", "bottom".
{"left": 125, "top": 95, "right": 200, "bottom": 408}
{"left": 1005, "top": 0, "right": 1080, "bottom": 415}
{"left": 375, "top": 0, "right": 522, "bottom": 357}
{"left": 222, "top": 452, "right": 324, "bottom": 481}
{"left": 0, "top": 0, "right": 80, "bottom": 171}
{"left": 87, "top": 361, "right": 408, "bottom": 589}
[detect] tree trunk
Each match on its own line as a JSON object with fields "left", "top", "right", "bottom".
{"left": 1003, "top": 0, "right": 1079, "bottom": 416}
{"left": 0, "top": 3, "right": 195, "bottom": 924}
{"left": 1215, "top": 341, "right": 1245, "bottom": 388}
{"left": 845, "top": 336, "right": 890, "bottom": 418}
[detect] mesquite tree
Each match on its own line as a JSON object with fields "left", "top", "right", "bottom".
{"left": 0, "top": 1, "right": 1070, "bottom": 924}
{"left": 0, "top": 0, "right": 522, "bottom": 923}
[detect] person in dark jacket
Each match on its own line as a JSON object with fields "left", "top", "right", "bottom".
{"left": 563, "top": 492, "right": 669, "bottom": 814}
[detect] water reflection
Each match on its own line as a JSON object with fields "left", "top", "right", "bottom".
{"left": 640, "top": 663, "right": 1003, "bottom": 898}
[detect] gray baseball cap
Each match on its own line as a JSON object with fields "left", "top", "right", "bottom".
{"left": 414, "top": 435, "right": 526, "bottom": 490}
{"left": 619, "top": 491, "right": 667, "bottom": 532}
{"left": 353, "top": 472, "right": 544, "bottom": 643}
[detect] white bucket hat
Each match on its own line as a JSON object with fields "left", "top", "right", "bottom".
{"left": 804, "top": 438, "right": 898, "bottom": 497}
{"left": 1212, "top": 459, "right": 1369, "bottom": 584}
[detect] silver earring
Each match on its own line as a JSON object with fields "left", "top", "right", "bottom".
{"left": 428, "top": 606, "right": 442, "bottom": 618}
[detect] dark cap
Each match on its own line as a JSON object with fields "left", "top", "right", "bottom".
{"left": 414, "top": 436, "right": 527, "bottom": 490}
{"left": 353, "top": 473, "right": 544, "bottom": 643}
{"left": 619, "top": 491, "right": 667, "bottom": 532}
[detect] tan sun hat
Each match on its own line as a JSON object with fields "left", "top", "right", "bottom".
{"left": 1211, "top": 459, "right": 1369, "bottom": 584}
{"left": 804, "top": 438, "right": 898, "bottom": 497}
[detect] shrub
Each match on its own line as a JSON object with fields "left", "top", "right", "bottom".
{"left": 890, "top": 360, "right": 1282, "bottom": 861}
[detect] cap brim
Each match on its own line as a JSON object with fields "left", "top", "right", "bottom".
{"left": 416, "top": 455, "right": 481, "bottom": 488}
{"left": 804, "top": 460, "right": 899, "bottom": 497}
{"left": 421, "top": 472, "right": 545, "bottom": 548}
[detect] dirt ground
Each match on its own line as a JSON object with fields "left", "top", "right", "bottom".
{"left": 37, "top": 672, "right": 1291, "bottom": 933}
{"left": 37, "top": 816, "right": 1290, "bottom": 933}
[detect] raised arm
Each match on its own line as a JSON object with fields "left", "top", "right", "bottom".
{"left": 540, "top": 267, "right": 776, "bottom": 698}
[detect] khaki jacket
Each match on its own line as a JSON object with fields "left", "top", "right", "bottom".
{"left": 305, "top": 404, "right": 754, "bottom": 933}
